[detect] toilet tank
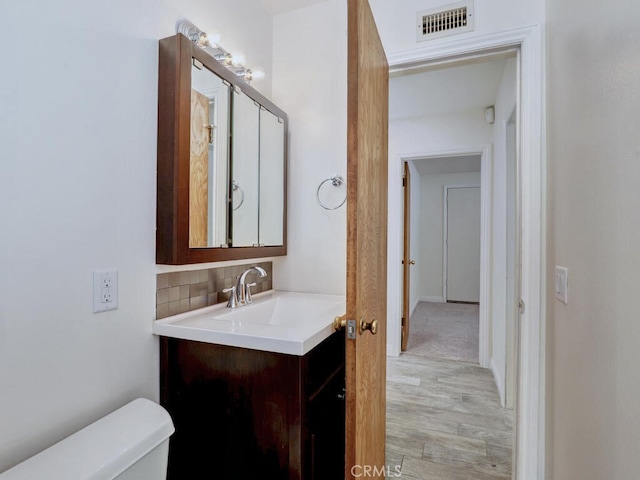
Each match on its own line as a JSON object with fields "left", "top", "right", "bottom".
{"left": 0, "top": 398, "right": 174, "bottom": 480}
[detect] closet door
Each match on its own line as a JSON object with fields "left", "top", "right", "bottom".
{"left": 446, "top": 186, "right": 481, "bottom": 302}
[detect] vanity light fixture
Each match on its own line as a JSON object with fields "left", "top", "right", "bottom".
{"left": 176, "top": 19, "right": 265, "bottom": 84}
{"left": 245, "top": 67, "right": 265, "bottom": 83}
{"left": 214, "top": 52, "right": 233, "bottom": 66}
{"left": 250, "top": 67, "right": 265, "bottom": 81}
{"left": 232, "top": 67, "right": 265, "bottom": 84}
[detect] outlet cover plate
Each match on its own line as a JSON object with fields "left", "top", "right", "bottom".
{"left": 555, "top": 266, "right": 568, "bottom": 304}
{"left": 93, "top": 269, "right": 118, "bottom": 313}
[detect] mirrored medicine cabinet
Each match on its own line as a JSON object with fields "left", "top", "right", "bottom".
{"left": 157, "top": 34, "right": 287, "bottom": 264}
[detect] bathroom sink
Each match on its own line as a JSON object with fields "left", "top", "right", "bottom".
{"left": 209, "top": 293, "right": 340, "bottom": 326}
{"left": 153, "top": 290, "right": 345, "bottom": 355}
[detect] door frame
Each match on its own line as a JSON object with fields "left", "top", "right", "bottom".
{"left": 401, "top": 162, "right": 411, "bottom": 351}
{"left": 399, "top": 146, "right": 492, "bottom": 367}
{"left": 386, "top": 25, "right": 546, "bottom": 480}
{"left": 443, "top": 184, "right": 481, "bottom": 303}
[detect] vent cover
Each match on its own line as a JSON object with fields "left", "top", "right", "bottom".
{"left": 417, "top": 1, "right": 474, "bottom": 42}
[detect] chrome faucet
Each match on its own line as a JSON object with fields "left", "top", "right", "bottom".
{"left": 223, "top": 266, "right": 267, "bottom": 308}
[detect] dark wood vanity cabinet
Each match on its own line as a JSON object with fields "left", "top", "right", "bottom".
{"left": 160, "top": 332, "right": 345, "bottom": 479}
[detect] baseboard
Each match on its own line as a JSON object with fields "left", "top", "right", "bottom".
{"left": 420, "top": 296, "right": 445, "bottom": 303}
{"left": 490, "top": 357, "right": 506, "bottom": 407}
{"left": 410, "top": 299, "right": 419, "bottom": 316}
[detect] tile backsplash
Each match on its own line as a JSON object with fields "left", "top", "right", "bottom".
{"left": 156, "top": 262, "right": 272, "bottom": 319}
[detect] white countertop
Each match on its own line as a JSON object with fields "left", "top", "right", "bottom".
{"left": 153, "top": 290, "right": 346, "bottom": 356}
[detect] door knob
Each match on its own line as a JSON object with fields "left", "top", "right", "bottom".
{"left": 360, "top": 318, "right": 378, "bottom": 335}
{"left": 410, "top": 260, "right": 416, "bottom": 265}
{"left": 333, "top": 314, "right": 347, "bottom": 331}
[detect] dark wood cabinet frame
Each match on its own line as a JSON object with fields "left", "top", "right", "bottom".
{"left": 157, "top": 34, "right": 288, "bottom": 264}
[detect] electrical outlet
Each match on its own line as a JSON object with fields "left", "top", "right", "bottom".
{"left": 102, "top": 288, "right": 113, "bottom": 303}
{"left": 94, "top": 269, "right": 118, "bottom": 313}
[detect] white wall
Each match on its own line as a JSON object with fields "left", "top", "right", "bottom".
{"left": 416, "top": 171, "right": 481, "bottom": 301}
{"left": 271, "top": 0, "right": 348, "bottom": 295}
{"left": 0, "top": 0, "right": 274, "bottom": 472}
{"left": 369, "top": 0, "right": 544, "bottom": 57}
{"left": 490, "top": 58, "right": 517, "bottom": 404}
{"left": 407, "top": 161, "right": 421, "bottom": 313}
{"left": 546, "top": 0, "right": 640, "bottom": 477}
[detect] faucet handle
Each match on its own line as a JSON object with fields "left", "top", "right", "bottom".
{"left": 245, "top": 282, "right": 257, "bottom": 304}
{"left": 223, "top": 286, "right": 239, "bottom": 309}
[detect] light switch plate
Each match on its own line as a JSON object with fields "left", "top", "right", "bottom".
{"left": 93, "top": 269, "right": 118, "bottom": 313}
{"left": 555, "top": 266, "right": 568, "bottom": 304}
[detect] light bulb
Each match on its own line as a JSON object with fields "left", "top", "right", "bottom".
{"left": 246, "top": 67, "right": 266, "bottom": 81}
{"left": 231, "top": 52, "right": 246, "bottom": 67}
{"left": 207, "top": 32, "right": 221, "bottom": 47}
{"left": 195, "top": 32, "right": 209, "bottom": 47}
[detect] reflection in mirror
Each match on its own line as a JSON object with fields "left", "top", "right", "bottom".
{"left": 259, "top": 108, "right": 285, "bottom": 246}
{"left": 189, "top": 61, "right": 230, "bottom": 248}
{"left": 231, "top": 89, "right": 260, "bottom": 247}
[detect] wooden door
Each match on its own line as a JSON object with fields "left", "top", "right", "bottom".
{"left": 401, "top": 162, "right": 411, "bottom": 351}
{"left": 345, "top": 0, "right": 389, "bottom": 478}
{"left": 189, "top": 89, "right": 209, "bottom": 247}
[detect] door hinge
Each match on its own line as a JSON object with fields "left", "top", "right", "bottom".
{"left": 519, "top": 299, "right": 525, "bottom": 315}
{"left": 401, "top": 316, "right": 405, "bottom": 326}
{"left": 402, "top": 176, "right": 406, "bottom": 187}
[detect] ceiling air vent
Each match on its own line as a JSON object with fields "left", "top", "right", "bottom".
{"left": 417, "top": 1, "right": 474, "bottom": 42}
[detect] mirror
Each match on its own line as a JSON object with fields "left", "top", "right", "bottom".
{"left": 157, "top": 34, "right": 287, "bottom": 264}
{"left": 231, "top": 89, "right": 260, "bottom": 247}
{"left": 190, "top": 61, "right": 230, "bottom": 248}
{"left": 259, "top": 107, "right": 285, "bottom": 246}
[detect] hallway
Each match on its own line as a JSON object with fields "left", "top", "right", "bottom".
{"left": 406, "top": 302, "right": 479, "bottom": 364}
{"left": 386, "top": 354, "right": 513, "bottom": 479}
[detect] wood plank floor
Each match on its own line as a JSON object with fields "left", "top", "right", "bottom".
{"left": 386, "top": 353, "right": 513, "bottom": 479}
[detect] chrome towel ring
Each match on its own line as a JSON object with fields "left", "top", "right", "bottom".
{"left": 316, "top": 175, "right": 346, "bottom": 210}
{"left": 232, "top": 180, "right": 244, "bottom": 211}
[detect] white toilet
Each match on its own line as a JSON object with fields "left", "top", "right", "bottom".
{"left": 0, "top": 398, "right": 174, "bottom": 480}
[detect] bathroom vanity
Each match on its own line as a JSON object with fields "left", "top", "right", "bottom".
{"left": 155, "top": 291, "right": 346, "bottom": 479}
{"left": 155, "top": 33, "right": 345, "bottom": 479}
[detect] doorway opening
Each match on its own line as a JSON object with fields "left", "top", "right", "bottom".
{"left": 403, "top": 154, "right": 483, "bottom": 365}
{"left": 386, "top": 25, "right": 545, "bottom": 478}
{"left": 390, "top": 53, "right": 518, "bottom": 477}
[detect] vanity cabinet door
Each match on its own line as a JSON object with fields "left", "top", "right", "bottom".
{"left": 303, "top": 331, "right": 346, "bottom": 479}
{"left": 160, "top": 332, "right": 345, "bottom": 480}
{"left": 307, "top": 371, "right": 346, "bottom": 480}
